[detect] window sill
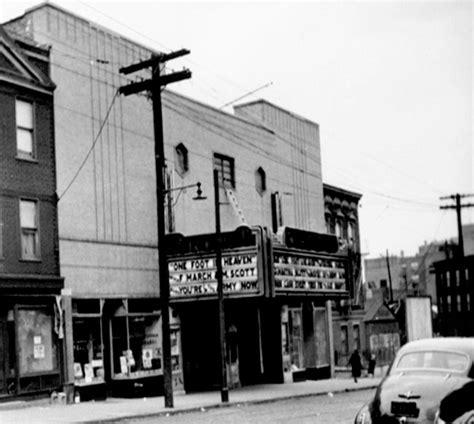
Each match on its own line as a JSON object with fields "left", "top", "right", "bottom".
{"left": 19, "top": 258, "right": 42, "bottom": 263}
{"left": 16, "top": 155, "right": 38, "bottom": 164}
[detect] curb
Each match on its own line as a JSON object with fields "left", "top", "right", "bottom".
{"left": 82, "top": 383, "right": 379, "bottom": 424}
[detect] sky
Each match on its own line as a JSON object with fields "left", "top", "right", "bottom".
{"left": 1, "top": 0, "right": 472, "bottom": 259}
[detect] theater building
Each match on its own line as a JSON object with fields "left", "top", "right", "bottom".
{"left": 166, "top": 226, "right": 348, "bottom": 391}
{"left": 4, "top": 3, "right": 351, "bottom": 397}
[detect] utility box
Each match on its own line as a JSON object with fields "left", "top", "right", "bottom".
{"left": 405, "top": 296, "right": 433, "bottom": 342}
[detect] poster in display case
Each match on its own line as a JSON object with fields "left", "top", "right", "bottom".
{"left": 72, "top": 316, "right": 105, "bottom": 386}
{"left": 111, "top": 314, "right": 162, "bottom": 379}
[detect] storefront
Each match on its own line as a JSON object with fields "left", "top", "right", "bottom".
{"left": 271, "top": 235, "right": 348, "bottom": 381}
{"left": 71, "top": 297, "right": 180, "bottom": 399}
{"left": 67, "top": 226, "right": 349, "bottom": 398}
{"left": 0, "top": 277, "right": 64, "bottom": 400}
{"left": 167, "top": 226, "right": 267, "bottom": 392}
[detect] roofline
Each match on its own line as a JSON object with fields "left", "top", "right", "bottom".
{"left": 163, "top": 89, "right": 276, "bottom": 135}
{"left": 0, "top": 25, "right": 55, "bottom": 91}
{"left": 234, "top": 98, "right": 319, "bottom": 129}
{"left": 0, "top": 75, "right": 54, "bottom": 95}
{"left": 323, "top": 182, "right": 362, "bottom": 200}
{"left": 3, "top": 2, "right": 161, "bottom": 56}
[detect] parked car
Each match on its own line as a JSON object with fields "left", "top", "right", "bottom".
{"left": 354, "top": 337, "right": 474, "bottom": 424}
{"left": 435, "top": 380, "right": 474, "bottom": 423}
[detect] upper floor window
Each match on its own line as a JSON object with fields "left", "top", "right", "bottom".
{"left": 20, "top": 199, "right": 40, "bottom": 260}
{"left": 175, "top": 143, "right": 189, "bottom": 176}
{"left": 255, "top": 167, "right": 266, "bottom": 195}
{"left": 213, "top": 153, "right": 235, "bottom": 188}
{"left": 0, "top": 201, "right": 3, "bottom": 259}
{"left": 16, "top": 100, "right": 35, "bottom": 160}
{"left": 335, "top": 220, "right": 342, "bottom": 237}
{"left": 348, "top": 222, "right": 354, "bottom": 241}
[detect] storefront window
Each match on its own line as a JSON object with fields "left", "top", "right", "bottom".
{"left": 170, "top": 327, "right": 183, "bottom": 389}
{"left": 73, "top": 317, "right": 104, "bottom": 384}
{"left": 289, "top": 308, "right": 303, "bottom": 369}
{"left": 111, "top": 313, "right": 162, "bottom": 379}
{"left": 16, "top": 307, "right": 58, "bottom": 375}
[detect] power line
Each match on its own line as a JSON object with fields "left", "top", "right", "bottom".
{"left": 58, "top": 91, "right": 119, "bottom": 200}
{"left": 219, "top": 82, "right": 273, "bottom": 109}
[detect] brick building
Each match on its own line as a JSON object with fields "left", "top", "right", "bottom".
{"left": 0, "top": 25, "right": 63, "bottom": 399}
{"left": 321, "top": 184, "right": 366, "bottom": 365}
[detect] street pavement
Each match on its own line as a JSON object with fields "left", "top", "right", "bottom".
{"left": 0, "top": 376, "right": 381, "bottom": 424}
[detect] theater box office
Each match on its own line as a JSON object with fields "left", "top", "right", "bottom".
{"left": 166, "top": 226, "right": 349, "bottom": 392}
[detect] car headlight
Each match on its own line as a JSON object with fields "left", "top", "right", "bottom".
{"left": 355, "top": 403, "right": 372, "bottom": 424}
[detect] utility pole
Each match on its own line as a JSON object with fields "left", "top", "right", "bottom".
{"left": 440, "top": 193, "right": 474, "bottom": 259}
{"left": 385, "top": 249, "right": 394, "bottom": 302}
{"left": 213, "top": 169, "right": 229, "bottom": 403}
{"left": 119, "top": 50, "right": 191, "bottom": 408}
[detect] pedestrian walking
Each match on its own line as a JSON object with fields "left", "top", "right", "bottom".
{"left": 368, "top": 354, "right": 376, "bottom": 378}
{"left": 348, "top": 349, "right": 362, "bottom": 383}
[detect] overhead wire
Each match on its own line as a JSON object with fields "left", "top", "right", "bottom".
{"left": 36, "top": 3, "right": 448, "bottom": 214}
{"left": 35, "top": 3, "right": 448, "bottom": 205}
{"left": 58, "top": 90, "right": 119, "bottom": 200}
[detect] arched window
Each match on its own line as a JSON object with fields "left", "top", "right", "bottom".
{"left": 255, "top": 167, "right": 266, "bottom": 195}
{"left": 175, "top": 143, "right": 189, "bottom": 176}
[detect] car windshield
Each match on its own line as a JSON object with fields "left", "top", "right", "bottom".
{"left": 393, "top": 351, "right": 469, "bottom": 373}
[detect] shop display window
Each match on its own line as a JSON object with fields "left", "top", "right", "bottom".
{"left": 289, "top": 308, "right": 303, "bottom": 369}
{"left": 110, "top": 307, "right": 162, "bottom": 379}
{"left": 170, "top": 327, "right": 183, "bottom": 390}
{"left": 16, "top": 307, "right": 58, "bottom": 376}
{"left": 73, "top": 317, "right": 104, "bottom": 385}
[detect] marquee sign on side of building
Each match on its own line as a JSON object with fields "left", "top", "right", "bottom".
{"left": 273, "top": 249, "right": 347, "bottom": 294}
{"left": 168, "top": 249, "right": 260, "bottom": 299}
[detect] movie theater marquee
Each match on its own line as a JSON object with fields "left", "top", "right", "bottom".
{"left": 168, "top": 252, "right": 259, "bottom": 298}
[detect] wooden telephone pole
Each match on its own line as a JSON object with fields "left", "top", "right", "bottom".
{"left": 119, "top": 50, "right": 191, "bottom": 408}
{"left": 440, "top": 193, "right": 474, "bottom": 259}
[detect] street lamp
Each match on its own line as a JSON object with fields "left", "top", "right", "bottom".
{"left": 213, "top": 169, "right": 229, "bottom": 403}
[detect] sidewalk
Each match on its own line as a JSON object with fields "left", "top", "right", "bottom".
{"left": 0, "top": 377, "right": 381, "bottom": 424}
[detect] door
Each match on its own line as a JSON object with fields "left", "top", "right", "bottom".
{"left": 0, "top": 319, "right": 6, "bottom": 394}
{"left": 227, "top": 325, "right": 240, "bottom": 388}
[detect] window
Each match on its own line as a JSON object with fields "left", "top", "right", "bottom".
{"left": 20, "top": 199, "right": 39, "bottom": 260}
{"left": 213, "top": 153, "right": 235, "bottom": 188}
{"left": 16, "top": 100, "right": 35, "bottom": 159}
{"left": 174, "top": 143, "right": 189, "bottom": 176}
{"left": 0, "top": 201, "right": 3, "bottom": 258}
{"left": 17, "top": 307, "right": 58, "bottom": 375}
{"left": 380, "top": 279, "right": 387, "bottom": 288}
{"left": 335, "top": 221, "right": 342, "bottom": 237}
{"left": 325, "top": 216, "right": 332, "bottom": 234}
{"left": 353, "top": 324, "right": 360, "bottom": 350}
{"left": 348, "top": 222, "right": 354, "bottom": 241}
{"left": 255, "top": 167, "right": 266, "bottom": 195}
{"left": 341, "top": 324, "right": 349, "bottom": 355}
{"left": 288, "top": 308, "right": 303, "bottom": 369}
